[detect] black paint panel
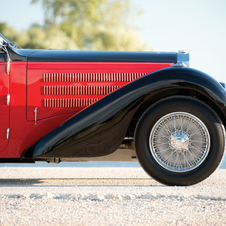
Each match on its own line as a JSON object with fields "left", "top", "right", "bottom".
{"left": 28, "top": 50, "right": 177, "bottom": 63}
{"left": 23, "top": 67, "right": 226, "bottom": 159}
{"left": 6, "top": 47, "right": 178, "bottom": 63}
{"left": 7, "top": 47, "right": 39, "bottom": 62}
{"left": 0, "top": 52, "right": 6, "bottom": 62}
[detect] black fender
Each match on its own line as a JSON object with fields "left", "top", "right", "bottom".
{"left": 23, "top": 67, "right": 226, "bottom": 159}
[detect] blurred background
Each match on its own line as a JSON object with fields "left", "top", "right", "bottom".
{"left": 0, "top": 0, "right": 226, "bottom": 168}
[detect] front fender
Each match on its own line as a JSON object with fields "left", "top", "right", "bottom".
{"left": 23, "top": 67, "right": 226, "bottom": 159}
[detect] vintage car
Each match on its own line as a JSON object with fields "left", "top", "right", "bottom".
{"left": 0, "top": 32, "right": 225, "bottom": 186}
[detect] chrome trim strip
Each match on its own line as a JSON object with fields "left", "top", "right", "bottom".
{"left": 7, "top": 94, "right": 10, "bottom": 105}
{"left": 7, "top": 60, "right": 10, "bottom": 74}
{"left": 6, "top": 128, "right": 9, "bottom": 139}
{"left": 34, "top": 107, "right": 38, "bottom": 125}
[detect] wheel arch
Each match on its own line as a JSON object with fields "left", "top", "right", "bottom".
{"left": 126, "top": 76, "right": 226, "bottom": 138}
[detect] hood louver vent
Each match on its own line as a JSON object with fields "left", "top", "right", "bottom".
{"left": 43, "top": 72, "right": 146, "bottom": 83}
{"left": 42, "top": 72, "right": 147, "bottom": 108}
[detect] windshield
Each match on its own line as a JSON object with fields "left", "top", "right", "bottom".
{"left": 0, "top": 32, "right": 19, "bottom": 49}
{"left": 0, "top": 33, "right": 11, "bottom": 43}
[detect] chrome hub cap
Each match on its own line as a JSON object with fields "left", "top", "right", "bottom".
{"left": 149, "top": 112, "right": 210, "bottom": 172}
{"left": 171, "top": 132, "right": 189, "bottom": 151}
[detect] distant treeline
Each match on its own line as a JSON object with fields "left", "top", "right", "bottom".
{"left": 0, "top": 0, "right": 149, "bottom": 51}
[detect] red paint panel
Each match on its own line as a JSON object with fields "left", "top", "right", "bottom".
{"left": 0, "top": 63, "right": 9, "bottom": 151}
{"left": 27, "top": 62, "right": 173, "bottom": 121}
{"left": 0, "top": 61, "right": 173, "bottom": 158}
{"left": 0, "top": 62, "right": 77, "bottom": 158}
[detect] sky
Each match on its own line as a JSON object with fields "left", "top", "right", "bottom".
{"left": 1, "top": 0, "right": 226, "bottom": 83}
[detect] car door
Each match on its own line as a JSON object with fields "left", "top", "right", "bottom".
{"left": 0, "top": 56, "right": 10, "bottom": 151}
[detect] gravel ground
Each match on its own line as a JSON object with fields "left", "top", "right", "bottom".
{"left": 0, "top": 167, "right": 225, "bottom": 225}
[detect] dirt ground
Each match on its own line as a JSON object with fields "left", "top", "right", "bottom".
{"left": 0, "top": 167, "right": 225, "bottom": 225}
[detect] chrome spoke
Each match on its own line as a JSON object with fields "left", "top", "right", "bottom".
{"left": 162, "top": 121, "right": 172, "bottom": 136}
{"left": 153, "top": 141, "right": 169, "bottom": 147}
{"left": 181, "top": 151, "right": 192, "bottom": 167}
{"left": 173, "top": 152, "right": 179, "bottom": 168}
{"left": 157, "top": 133, "right": 169, "bottom": 140}
{"left": 158, "top": 147, "right": 171, "bottom": 158}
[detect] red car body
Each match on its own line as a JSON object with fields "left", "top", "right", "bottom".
{"left": 0, "top": 61, "right": 172, "bottom": 158}
{"left": 0, "top": 33, "right": 225, "bottom": 185}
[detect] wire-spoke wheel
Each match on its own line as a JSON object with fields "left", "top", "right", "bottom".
{"left": 135, "top": 96, "right": 225, "bottom": 186}
{"left": 149, "top": 112, "right": 210, "bottom": 172}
